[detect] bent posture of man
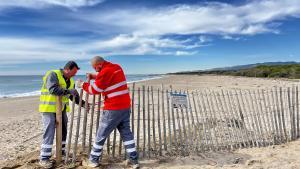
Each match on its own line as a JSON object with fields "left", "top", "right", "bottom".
{"left": 39, "top": 61, "right": 86, "bottom": 168}
{"left": 77, "top": 56, "right": 139, "bottom": 169}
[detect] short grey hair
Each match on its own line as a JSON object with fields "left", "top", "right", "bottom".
{"left": 91, "top": 56, "right": 105, "bottom": 65}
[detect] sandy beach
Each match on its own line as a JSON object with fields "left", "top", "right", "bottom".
{"left": 1, "top": 74, "right": 300, "bottom": 169}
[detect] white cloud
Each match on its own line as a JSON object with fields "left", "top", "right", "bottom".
{"left": 0, "top": 35, "right": 200, "bottom": 64}
{"left": 175, "top": 51, "right": 197, "bottom": 56}
{"left": 0, "top": 0, "right": 105, "bottom": 9}
{"left": 0, "top": 37, "right": 85, "bottom": 64}
{"left": 82, "top": 0, "right": 300, "bottom": 36}
{"left": 199, "top": 35, "right": 212, "bottom": 43}
{"left": 1, "top": 0, "right": 300, "bottom": 65}
{"left": 82, "top": 34, "right": 200, "bottom": 55}
{"left": 222, "top": 35, "right": 241, "bottom": 41}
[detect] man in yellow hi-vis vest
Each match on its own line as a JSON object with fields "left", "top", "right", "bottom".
{"left": 39, "top": 61, "right": 86, "bottom": 168}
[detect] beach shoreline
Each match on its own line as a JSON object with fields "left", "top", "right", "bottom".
{"left": 0, "top": 74, "right": 165, "bottom": 99}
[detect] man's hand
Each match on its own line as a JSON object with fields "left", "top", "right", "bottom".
{"left": 69, "top": 89, "right": 79, "bottom": 96}
{"left": 86, "top": 73, "right": 96, "bottom": 81}
{"left": 76, "top": 79, "right": 84, "bottom": 88}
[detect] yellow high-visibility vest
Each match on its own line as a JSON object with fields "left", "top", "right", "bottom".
{"left": 39, "top": 69, "right": 74, "bottom": 113}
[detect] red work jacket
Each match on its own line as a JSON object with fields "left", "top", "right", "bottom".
{"left": 83, "top": 61, "right": 130, "bottom": 110}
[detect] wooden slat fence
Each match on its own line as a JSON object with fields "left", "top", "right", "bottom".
{"left": 63, "top": 83, "right": 300, "bottom": 164}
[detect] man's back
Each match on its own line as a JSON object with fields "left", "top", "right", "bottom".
{"left": 94, "top": 61, "right": 131, "bottom": 110}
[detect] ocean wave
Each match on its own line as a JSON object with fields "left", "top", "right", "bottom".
{"left": 0, "top": 74, "right": 165, "bottom": 98}
{"left": 127, "top": 75, "right": 165, "bottom": 84}
{"left": 0, "top": 90, "right": 40, "bottom": 98}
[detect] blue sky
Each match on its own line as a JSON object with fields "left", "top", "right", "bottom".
{"left": 0, "top": 0, "right": 299, "bottom": 75}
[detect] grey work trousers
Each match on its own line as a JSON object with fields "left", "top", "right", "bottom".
{"left": 89, "top": 108, "right": 138, "bottom": 164}
{"left": 40, "top": 111, "right": 68, "bottom": 161}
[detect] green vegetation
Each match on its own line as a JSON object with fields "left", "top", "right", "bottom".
{"left": 171, "top": 64, "right": 300, "bottom": 79}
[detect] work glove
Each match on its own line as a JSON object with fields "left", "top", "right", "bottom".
{"left": 68, "top": 89, "right": 79, "bottom": 96}
{"left": 76, "top": 79, "right": 84, "bottom": 88}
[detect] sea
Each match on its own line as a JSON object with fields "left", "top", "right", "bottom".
{"left": 0, "top": 74, "right": 163, "bottom": 98}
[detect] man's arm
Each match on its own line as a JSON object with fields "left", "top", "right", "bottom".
{"left": 46, "top": 71, "right": 87, "bottom": 107}
{"left": 46, "top": 71, "right": 69, "bottom": 96}
{"left": 69, "top": 85, "right": 86, "bottom": 107}
{"left": 82, "top": 73, "right": 106, "bottom": 95}
{"left": 86, "top": 73, "right": 97, "bottom": 80}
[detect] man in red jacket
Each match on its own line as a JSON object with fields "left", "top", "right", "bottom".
{"left": 77, "top": 56, "right": 139, "bottom": 168}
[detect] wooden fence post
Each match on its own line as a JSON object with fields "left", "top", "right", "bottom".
{"left": 233, "top": 89, "right": 251, "bottom": 148}
{"left": 187, "top": 91, "right": 198, "bottom": 151}
{"left": 211, "top": 90, "right": 228, "bottom": 150}
{"left": 219, "top": 90, "right": 236, "bottom": 149}
{"left": 237, "top": 89, "right": 256, "bottom": 147}
{"left": 279, "top": 87, "right": 288, "bottom": 142}
{"left": 248, "top": 90, "right": 265, "bottom": 147}
{"left": 147, "top": 86, "right": 151, "bottom": 158}
{"left": 170, "top": 88, "right": 178, "bottom": 151}
{"left": 271, "top": 87, "right": 281, "bottom": 144}
{"left": 157, "top": 88, "right": 163, "bottom": 156}
{"left": 136, "top": 88, "right": 141, "bottom": 153}
{"left": 196, "top": 90, "right": 210, "bottom": 151}
{"left": 82, "top": 91, "right": 90, "bottom": 152}
{"left": 184, "top": 90, "right": 193, "bottom": 151}
{"left": 296, "top": 86, "right": 299, "bottom": 138}
{"left": 204, "top": 90, "right": 220, "bottom": 150}
{"left": 228, "top": 90, "right": 247, "bottom": 148}
{"left": 274, "top": 87, "right": 284, "bottom": 143}
{"left": 56, "top": 96, "right": 63, "bottom": 164}
{"left": 72, "top": 89, "right": 83, "bottom": 162}
{"left": 255, "top": 90, "right": 270, "bottom": 146}
{"left": 263, "top": 89, "right": 276, "bottom": 145}
{"left": 151, "top": 86, "right": 157, "bottom": 154}
{"left": 259, "top": 89, "right": 273, "bottom": 146}
{"left": 88, "top": 95, "right": 96, "bottom": 155}
{"left": 96, "top": 94, "right": 101, "bottom": 133}
{"left": 142, "top": 86, "right": 146, "bottom": 157}
{"left": 132, "top": 83, "right": 135, "bottom": 136}
{"left": 225, "top": 90, "right": 243, "bottom": 149}
{"left": 242, "top": 90, "right": 259, "bottom": 147}
{"left": 65, "top": 96, "right": 75, "bottom": 163}
{"left": 161, "top": 85, "right": 167, "bottom": 151}
{"left": 166, "top": 89, "right": 172, "bottom": 150}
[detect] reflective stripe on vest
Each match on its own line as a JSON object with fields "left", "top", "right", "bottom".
{"left": 90, "top": 81, "right": 128, "bottom": 98}
{"left": 104, "top": 81, "right": 127, "bottom": 92}
{"left": 39, "top": 69, "right": 74, "bottom": 113}
{"left": 40, "top": 101, "right": 56, "bottom": 105}
{"left": 106, "top": 89, "right": 129, "bottom": 98}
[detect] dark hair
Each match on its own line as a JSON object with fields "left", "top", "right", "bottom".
{"left": 64, "top": 61, "right": 80, "bottom": 70}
